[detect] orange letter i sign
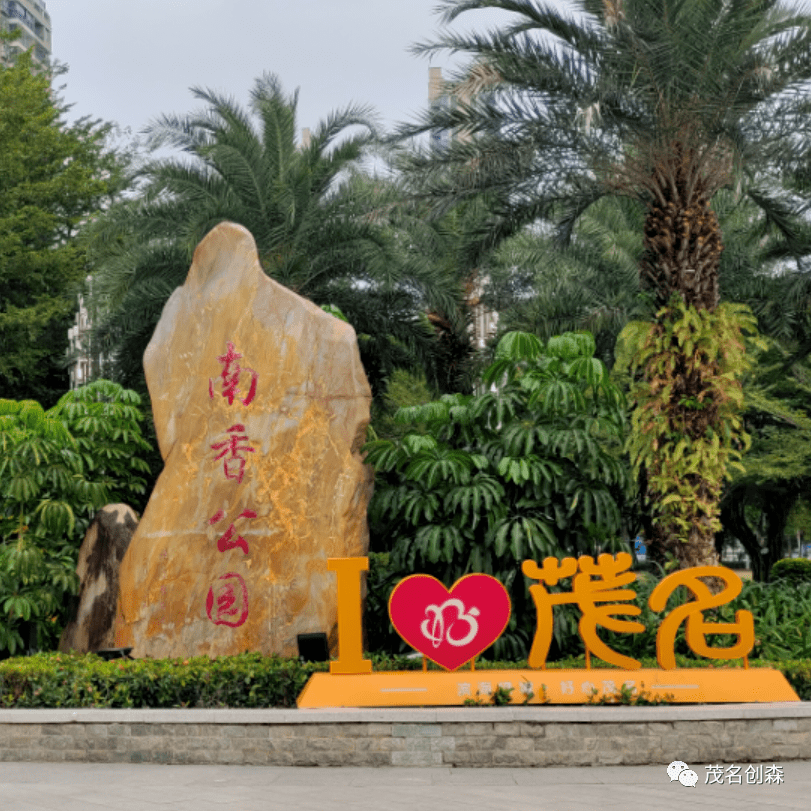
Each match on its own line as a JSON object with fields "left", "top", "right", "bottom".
{"left": 327, "top": 557, "right": 372, "bottom": 674}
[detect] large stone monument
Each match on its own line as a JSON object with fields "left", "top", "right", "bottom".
{"left": 114, "top": 222, "right": 374, "bottom": 659}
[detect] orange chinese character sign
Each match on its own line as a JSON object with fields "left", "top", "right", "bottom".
{"left": 388, "top": 574, "right": 511, "bottom": 671}
{"left": 296, "top": 557, "right": 800, "bottom": 707}
{"left": 648, "top": 566, "right": 755, "bottom": 669}
{"left": 522, "top": 552, "right": 644, "bottom": 670}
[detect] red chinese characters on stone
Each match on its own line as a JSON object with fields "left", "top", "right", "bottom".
{"left": 206, "top": 572, "right": 249, "bottom": 628}
{"left": 208, "top": 509, "right": 257, "bottom": 555}
{"left": 205, "top": 342, "right": 259, "bottom": 629}
{"left": 210, "top": 424, "right": 255, "bottom": 483}
{"left": 209, "top": 341, "right": 258, "bottom": 406}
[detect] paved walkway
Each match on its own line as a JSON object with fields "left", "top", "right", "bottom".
{"left": 1, "top": 760, "right": 808, "bottom": 811}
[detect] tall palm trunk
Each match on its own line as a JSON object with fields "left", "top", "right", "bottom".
{"left": 637, "top": 141, "right": 729, "bottom": 567}
{"left": 641, "top": 141, "right": 723, "bottom": 312}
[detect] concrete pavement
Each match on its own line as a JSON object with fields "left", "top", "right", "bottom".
{"left": 1, "top": 760, "right": 809, "bottom": 811}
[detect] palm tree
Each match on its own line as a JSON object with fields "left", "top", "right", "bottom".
{"left": 374, "top": 184, "right": 500, "bottom": 394}
{"left": 398, "top": 0, "right": 811, "bottom": 567}
{"left": 479, "top": 188, "right": 811, "bottom": 564}
{"left": 485, "top": 188, "right": 810, "bottom": 365}
{"left": 86, "top": 74, "right": 459, "bottom": 401}
{"left": 480, "top": 195, "right": 651, "bottom": 367}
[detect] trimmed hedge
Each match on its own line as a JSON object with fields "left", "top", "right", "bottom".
{"left": 0, "top": 651, "right": 808, "bottom": 708}
{"left": 0, "top": 652, "right": 320, "bottom": 709}
{"left": 772, "top": 557, "right": 811, "bottom": 586}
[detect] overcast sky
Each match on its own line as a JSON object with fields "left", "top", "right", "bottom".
{"left": 43, "top": 0, "right": 811, "bottom": 157}
{"left": 46, "top": 0, "right": 536, "bottom": 145}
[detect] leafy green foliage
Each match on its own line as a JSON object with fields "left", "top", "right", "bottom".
{"left": 0, "top": 381, "right": 153, "bottom": 656}
{"left": 0, "top": 52, "right": 125, "bottom": 406}
{"left": 367, "top": 368, "right": 439, "bottom": 443}
{"left": 48, "top": 380, "right": 153, "bottom": 507}
{"left": 786, "top": 500, "right": 811, "bottom": 547}
{"left": 1, "top": 648, "right": 809, "bottom": 707}
{"left": 373, "top": 190, "right": 504, "bottom": 395}
{"left": 482, "top": 190, "right": 807, "bottom": 373}
{"left": 0, "top": 652, "right": 312, "bottom": 709}
{"left": 481, "top": 197, "right": 652, "bottom": 370}
{"left": 713, "top": 579, "right": 811, "bottom": 663}
{"left": 616, "top": 297, "right": 765, "bottom": 566}
{"left": 719, "top": 343, "right": 811, "bottom": 580}
{"left": 771, "top": 559, "right": 811, "bottom": 587}
{"left": 364, "top": 330, "right": 633, "bottom": 659}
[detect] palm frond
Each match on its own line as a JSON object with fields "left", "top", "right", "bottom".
{"left": 398, "top": 0, "right": 811, "bottom": 263}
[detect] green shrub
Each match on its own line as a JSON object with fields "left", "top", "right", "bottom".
{"left": 771, "top": 558, "right": 811, "bottom": 586}
{"left": 0, "top": 651, "right": 808, "bottom": 706}
{"left": 0, "top": 381, "right": 153, "bottom": 656}
{"left": 364, "top": 330, "right": 634, "bottom": 660}
{"left": 0, "top": 652, "right": 320, "bottom": 709}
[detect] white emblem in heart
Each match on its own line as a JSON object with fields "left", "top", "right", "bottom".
{"left": 420, "top": 599, "right": 481, "bottom": 648}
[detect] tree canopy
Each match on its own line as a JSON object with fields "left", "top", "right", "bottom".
{"left": 0, "top": 51, "right": 123, "bottom": 406}
{"left": 402, "top": 0, "right": 811, "bottom": 288}
{"left": 87, "top": 74, "right": 462, "bottom": 402}
{"left": 720, "top": 340, "right": 811, "bottom": 580}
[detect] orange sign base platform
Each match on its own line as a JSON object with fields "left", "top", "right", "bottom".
{"left": 296, "top": 668, "right": 799, "bottom": 708}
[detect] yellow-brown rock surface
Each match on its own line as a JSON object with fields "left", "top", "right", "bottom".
{"left": 114, "top": 222, "right": 373, "bottom": 659}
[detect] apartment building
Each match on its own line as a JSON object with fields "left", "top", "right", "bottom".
{"left": 429, "top": 67, "right": 499, "bottom": 353}
{"left": 0, "top": 0, "right": 51, "bottom": 69}
{"left": 67, "top": 283, "right": 93, "bottom": 390}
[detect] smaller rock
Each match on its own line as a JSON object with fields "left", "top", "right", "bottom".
{"left": 59, "top": 504, "right": 138, "bottom": 654}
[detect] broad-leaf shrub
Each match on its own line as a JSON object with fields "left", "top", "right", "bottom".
{"left": 48, "top": 379, "right": 152, "bottom": 507}
{"left": 0, "top": 381, "right": 152, "bottom": 656}
{"left": 364, "top": 331, "right": 634, "bottom": 659}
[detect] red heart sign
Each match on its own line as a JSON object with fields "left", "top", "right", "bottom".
{"left": 388, "top": 574, "right": 512, "bottom": 671}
